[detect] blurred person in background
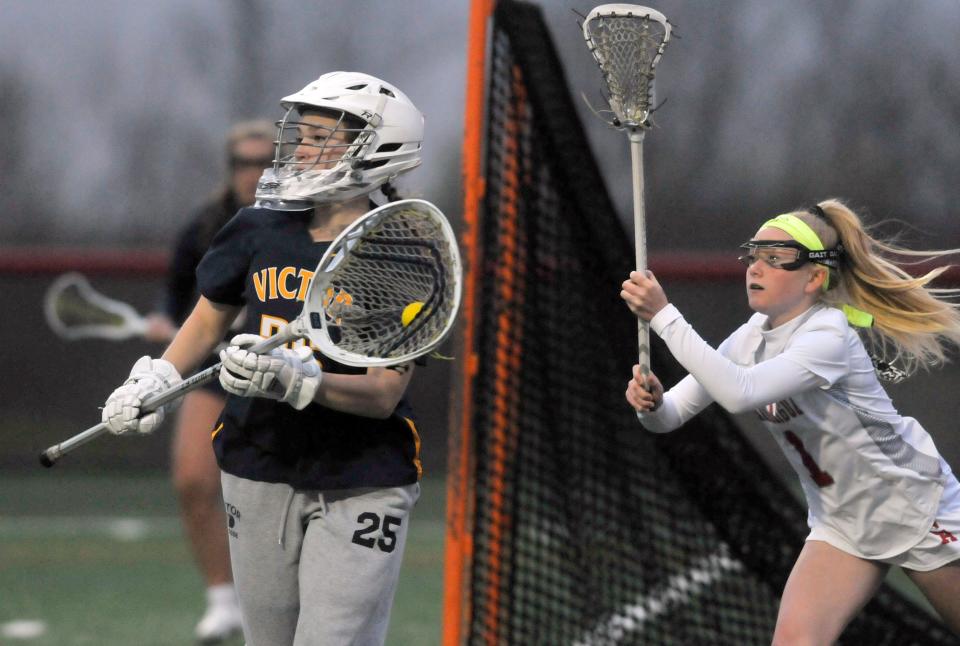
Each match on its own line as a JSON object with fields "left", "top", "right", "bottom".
{"left": 143, "top": 120, "right": 275, "bottom": 643}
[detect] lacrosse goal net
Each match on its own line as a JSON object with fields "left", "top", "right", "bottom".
{"left": 443, "top": 1, "right": 958, "bottom": 644}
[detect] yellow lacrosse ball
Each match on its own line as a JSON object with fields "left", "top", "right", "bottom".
{"left": 401, "top": 301, "right": 424, "bottom": 327}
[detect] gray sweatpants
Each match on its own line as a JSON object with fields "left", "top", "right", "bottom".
{"left": 221, "top": 472, "right": 420, "bottom": 646}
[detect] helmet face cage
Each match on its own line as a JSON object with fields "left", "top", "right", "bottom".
{"left": 274, "top": 106, "right": 370, "bottom": 182}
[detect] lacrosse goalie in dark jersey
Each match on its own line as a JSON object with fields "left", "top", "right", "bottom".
{"left": 101, "top": 72, "right": 426, "bottom": 646}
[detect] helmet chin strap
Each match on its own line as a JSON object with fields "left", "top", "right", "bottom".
{"left": 254, "top": 197, "right": 313, "bottom": 211}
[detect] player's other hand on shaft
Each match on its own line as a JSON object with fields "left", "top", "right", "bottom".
{"left": 219, "top": 334, "right": 322, "bottom": 410}
{"left": 620, "top": 270, "right": 668, "bottom": 321}
{"left": 625, "top": 364, "right": 663, "bottom": 413}
{"left": 102, "top": 356, "right": 183, "bottom": 434}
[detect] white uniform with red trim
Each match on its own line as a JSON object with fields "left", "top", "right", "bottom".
{"left": 638, "top": 303, "right": 960, "bottom": 566}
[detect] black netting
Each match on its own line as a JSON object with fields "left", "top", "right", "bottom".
{"left": 463, "top": 2, "right": 958, "bottom": 645}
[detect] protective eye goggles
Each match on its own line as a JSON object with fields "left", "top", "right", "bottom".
{"left": 738, "top": 240, "right": 843, "bottom": 271}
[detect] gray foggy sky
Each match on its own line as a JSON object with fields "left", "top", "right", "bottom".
{"left": 547, "top": 0, "right": 960, "bottom": 249}
{"left": 0, "top": 0, "right": 468, "bottom": 244}
{"left": 1, "top": 0, "right": 957, "bottom": 251}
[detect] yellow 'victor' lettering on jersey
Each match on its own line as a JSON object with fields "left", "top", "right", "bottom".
{"left": 252, "top": 270, "right": 269, "bottom": 302}
{"left": 267, "top": 267, "right": 278, "bottom": 299}
{"left": 251, "top": 267, "right": 314, "bottom": 303}
{"left": 296, "top": 269, "right": 315, "bottom": 301}
{"left": 277, "top": 267, "right": 298, "bottom": 299}
{"left": 322, "top": 287, "right": 354, "bottom": 325}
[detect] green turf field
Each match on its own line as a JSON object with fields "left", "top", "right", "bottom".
{"left": 0, "top": 473, "right": 445, "bottom": 645}
{"left": 2, "top": 472, "right": 939, "bottom": 645}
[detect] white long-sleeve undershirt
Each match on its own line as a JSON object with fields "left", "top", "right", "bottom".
{"left": 637, "top": 304, "right": 956, "bottom": 563}
{"left": 638, "top": 304, "right": 844, "bottom": 432}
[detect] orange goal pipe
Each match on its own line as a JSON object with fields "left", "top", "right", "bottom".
{"left": 478, "top": 63, "right": 526, "bottom": 643}
{"left": 443, "top": 0, "right": 495, "bottom": 644}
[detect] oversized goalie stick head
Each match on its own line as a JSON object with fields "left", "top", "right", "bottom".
{"left": 582, "top": 4, "right": 672, "bottom": 130}
{"left": 256, "top": 71, "right": 424, "bottom": 209}
{"left": 300, "top": 199, "right": 462, "bottom": 367}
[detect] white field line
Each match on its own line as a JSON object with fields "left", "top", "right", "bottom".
{"left": 572, "top": 545, "right": 745, "bottom": 646}
{"left": 0, "top": 516, "right": 181, "bottom": 540}
{"left": 1, "top": 619, "right": 48, "bottom": 639}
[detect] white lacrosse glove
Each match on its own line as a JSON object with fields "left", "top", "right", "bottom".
{"left": 102, "top": 356, "right": 183, "bottom": 435}
{"left": 219, "top": 334, "right": 322, "bottom": 410}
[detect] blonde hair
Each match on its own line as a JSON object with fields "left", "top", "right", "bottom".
{"left": 789, "top": 198, "right": 960, "bottom": 374}
{"left": 196, "top": 119, "right": 277, "bottom": 247}
{"left": 226, "top": 119, "right": 275, "bottom": 153}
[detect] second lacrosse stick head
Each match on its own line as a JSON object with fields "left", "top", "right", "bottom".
{"left": 301, "top": 199, "right": 462, "bottom": 367}
{"left": 583, "top": 4, "right": 672, "bottom": 130}
{"left": 44, "top": 272, "right": 148, "bottom": 341}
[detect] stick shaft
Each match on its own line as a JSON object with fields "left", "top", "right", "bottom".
{"left": 39, "top": 322, "right": 301, "bottom": 467}
{"left": 629, "top": 131, "right": 651, "bottom": 376}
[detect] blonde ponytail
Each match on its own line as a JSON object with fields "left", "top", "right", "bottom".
{"left": 789, "top": 199, "right": 960, "bottom": 374}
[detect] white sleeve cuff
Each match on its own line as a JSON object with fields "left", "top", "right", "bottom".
{"left": 649, "top": 303, "right": 683, "bottom": 336}
{"left": 635, "top": 395, "right": 682, "bottom": 433}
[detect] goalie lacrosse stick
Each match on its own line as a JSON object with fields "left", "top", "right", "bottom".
{"left": 44, "top": 272, "right": 149, "bottom": 341}
{"left": 583, "top": 4, "right": 671, "bottom": 375}
{"left": 40, "top": 198, "right": 462, "bottom": 467}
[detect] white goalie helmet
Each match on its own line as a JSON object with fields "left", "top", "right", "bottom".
{"left": 255, "top": 71, "right": 424, "bottom": 209}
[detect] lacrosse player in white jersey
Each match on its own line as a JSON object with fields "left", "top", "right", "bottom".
{"left": 622, "top": 199, "right": 960, "bottom": 643}
{"left": 101, "top": 72, "right": 426, "bottom": 646}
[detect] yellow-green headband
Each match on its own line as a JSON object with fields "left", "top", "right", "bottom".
{"left": 761, "top": 214, "right": 824, "bottom": 252}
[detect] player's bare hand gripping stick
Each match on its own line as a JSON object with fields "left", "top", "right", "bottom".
{"left": 40, "top": 199, "right": 462, "bottom": 467}
{"left": 582, "top": 4, "right": 671, "bottom": 374}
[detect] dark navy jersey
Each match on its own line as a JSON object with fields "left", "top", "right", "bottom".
{"left": 196, "top": 205, "right": 421, "bottom": 491}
